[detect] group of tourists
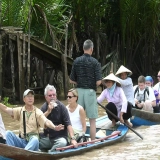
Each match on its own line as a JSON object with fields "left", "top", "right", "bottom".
{"left": 0, "top": 39, "right": 159, "bottom": 153}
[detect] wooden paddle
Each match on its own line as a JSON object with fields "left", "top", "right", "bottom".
{"left": 98, "top": 102, "right": 143, "bottom": 140}
{"left": 56, "top": 131, "right": 121, "bottom": 151}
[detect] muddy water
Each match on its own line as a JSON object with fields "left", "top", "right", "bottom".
{"left": 1, "top": 97, "right": 160, "bottom": 160}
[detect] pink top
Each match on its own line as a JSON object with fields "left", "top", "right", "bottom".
{"left": 97, "top": 86, "right": 127, "bottom": 117}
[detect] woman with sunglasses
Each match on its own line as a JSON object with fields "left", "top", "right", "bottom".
{"left": 66, "top": 89, "right": 86, "bottom": 140}
{"left": 97, "top": 73, "right": 132, "bottom": 128}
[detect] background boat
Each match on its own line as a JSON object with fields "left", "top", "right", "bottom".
{"left": 131, "top": 108, "right": 160, "bottom": 126}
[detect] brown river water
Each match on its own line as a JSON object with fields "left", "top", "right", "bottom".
{"left": 1, "top": 96, "right": 160, "bottom": 160}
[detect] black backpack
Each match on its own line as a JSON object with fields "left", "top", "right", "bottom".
{"left": 134, "top": 86, "right": 149, "bottom": 101}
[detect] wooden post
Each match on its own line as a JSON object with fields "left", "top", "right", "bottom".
{"left": 62, "top": 23, "right": 69, "bottom": 99}
{"left": 23, "top": 34, "right": 26, "bottom": 68}
{"left": 110, "top": 62, "right": 113, "bottom": 73}
{"left": 0, "top": 3, "right": 2, "bottom": 96}
{"left": 9, "top": 37, "right": 15, "bottom": 103}
{"left": 0, "top": 32, "right": 2, "bottom": 96}
{"left": 17, "top": 33, "right": 24, "bottom": 103}
{"left": 61, "top": 54, "right": 68, "bottom": 99}
{"left": 27, "top": 3, "right": 31, "bottom": 88}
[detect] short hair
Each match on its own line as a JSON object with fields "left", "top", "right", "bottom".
{"left": 44, "top": 84, "right": 56, "bottom": 96}
{"left": 138, "top": 75, "right": 145, "bottom": 83}
{"left": 83, "top": 39, "right": 94, "bottom": 50}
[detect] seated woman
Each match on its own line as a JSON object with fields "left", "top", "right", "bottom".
{"left": 153, "top": 71, "right": 160, "bottom": 103}
{"left": 97, "top": 73, "right": 132, "bottom": 128}
{"left": 115, "top": 65, "right": 135, "bottom": 107}
{"left": 145, "top": 76, "right": 160, "bottom": 113}
{"left": 66, "top": 88, "right": 86, "bottom": 141}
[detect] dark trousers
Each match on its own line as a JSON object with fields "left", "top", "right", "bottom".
{"left": 105, "top": 102, "right": 132, "bottom": 122}
{"left": 0, "top": 137, "right": 6, "bottom": 144}
{"left": 153, "top": 105, "right": 160, "bottom": 113}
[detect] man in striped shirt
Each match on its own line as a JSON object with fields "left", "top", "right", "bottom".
{"left": 70, "top": 39, "right": 102, "bottom": 140}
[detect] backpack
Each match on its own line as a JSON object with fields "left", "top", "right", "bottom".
{"left": 134, "top": 86, "right": 149, "bottom": 101}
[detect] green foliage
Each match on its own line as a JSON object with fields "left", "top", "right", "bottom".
{"left": 2, "top": 97, "right": 12, "bottom": 107}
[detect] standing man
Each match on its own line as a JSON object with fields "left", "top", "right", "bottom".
{"left": 39, "top": 84, "right": 77, "bottom": 153}
{"left": 69, "top": 39, "right": 102, "bottom": 140}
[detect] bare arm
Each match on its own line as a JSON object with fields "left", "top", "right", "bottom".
{"left": 43, "top": 103, "right": 54, "bottom": 117}
{"left": 151, "top": 100, "right": 156, "bottom": 107}
{"left": 45, "top": 119, "right": 64, "bottom": 131}
{"left": 0, "top": 103, "right": 13, "bottom": 116}
{"left": 96, "top": 80, "right": 101, "bottom": 86}
{"left": 79, "top": 107, "right": 86, "bottom": 133}
{"left": 67, "top": 125, "right": 78, "bottom": 147}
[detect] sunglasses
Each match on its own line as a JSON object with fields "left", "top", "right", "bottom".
{"left": 157, "top": 76, "right": 160, "bottom": 78}
{"left": 48, "top": 94, "right": 56, "bottom": 97}
{"left": 67, "top": 96, "right": 76, "bottom": 99}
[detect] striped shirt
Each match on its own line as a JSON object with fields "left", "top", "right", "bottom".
{"left": 70, "top": 53, "right": 102, "bottom": 91}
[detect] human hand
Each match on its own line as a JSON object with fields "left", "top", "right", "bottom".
{"left": 135, "top": 99, "right": 139, "bottom": 105}
{"left": 71, "top": 139, "right": 78, "bottom": 148}
{"left": 47, "top": 100, "right": 55, "bottom": 113}
{"left": 54, "top": 124, "right": 64, "bottom": 131}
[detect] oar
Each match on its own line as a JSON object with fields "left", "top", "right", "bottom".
{"left": 98, "top": 102, "right": 143, "bottom": 140}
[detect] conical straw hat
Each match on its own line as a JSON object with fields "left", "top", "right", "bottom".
{"left": 102, "top": 73, "right": 121, "bottom": 87}
{"left": 115, "top": 65, "right": 132, "bottom": 76}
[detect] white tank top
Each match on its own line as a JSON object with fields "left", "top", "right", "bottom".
{"left": 66, "top": 104, "right": 83, "bottom": 131}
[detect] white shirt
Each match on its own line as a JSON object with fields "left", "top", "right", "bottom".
{"left": 0, "top": 113, "right": 6, "bottom": 139}
{"left": 66, "top": 104, "right": 83, "bottom": 131}
{"left": 117, "top": 77, "right": 135, "bottom": 106}
{"left": 133, "top": 85, "right": 156, "bottom": 102}
{"left": 153, "top": 82, "right": 160, "bottom": 93}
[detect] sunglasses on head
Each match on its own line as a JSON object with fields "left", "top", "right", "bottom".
{"left": 67, "top": 95, "right": 76, "bottom": 99}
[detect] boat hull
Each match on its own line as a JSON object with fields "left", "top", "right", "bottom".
{"left": 131, "top": 108, "right": 160, "bottom": 126}
{"left": 0, "top": 116, "right": 128, "bottom": 160}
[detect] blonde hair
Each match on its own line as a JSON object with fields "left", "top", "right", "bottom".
{"left": 68, "top": 88, "right": 78, "bottom": 97}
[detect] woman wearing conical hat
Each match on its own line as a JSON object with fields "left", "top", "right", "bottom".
{"left": 115, "top": 65, "right": 135, "bottom": 107}
{"left": 97, "top": 73, "right": 132, "bottom": 127}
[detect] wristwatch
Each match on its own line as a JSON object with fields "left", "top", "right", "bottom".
{"left": 71, "top": 136, "right": 76, "bottom": 140}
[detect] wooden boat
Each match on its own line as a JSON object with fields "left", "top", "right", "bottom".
{"left": 0, "top": 115, "right": 128, "bottom": 160}
{"left": 130, "top": 108, "right": 160, "bottom": 126}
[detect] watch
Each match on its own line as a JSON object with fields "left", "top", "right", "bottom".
{"left": 71, "top": 136, "right": 76, "bottom": 140}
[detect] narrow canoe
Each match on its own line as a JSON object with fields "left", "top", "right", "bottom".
{"left": 131, "top": 108, "right": 160, "bottom": 126}
{"left": 0, "top": 115, "right": 128, "bottom": 160}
